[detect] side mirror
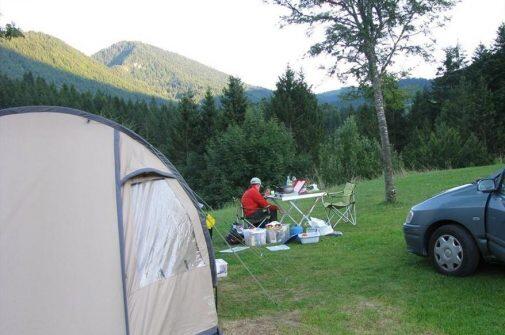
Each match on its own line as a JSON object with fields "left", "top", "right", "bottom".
{"left": 477, "top": 179, "right": 496, "bottom": 193}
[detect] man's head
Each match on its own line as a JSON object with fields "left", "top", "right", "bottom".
{"left": 250, "top": 177, "right": 261, "bottom": 190}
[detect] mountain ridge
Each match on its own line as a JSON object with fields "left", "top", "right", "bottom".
{"left": 0, "top": 32, "right": 166, "bottom": 101}
{"left": 0, "top": 31, "right": 430, "bottom": 106}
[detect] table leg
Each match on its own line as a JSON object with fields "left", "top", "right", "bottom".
{"left": 271, "top": 199, "right": 298, "bottom": 225}
{"left": 288, "top": 201, "right": 308, "bottom": 226}
{"left": 289, "top": 196, "right": 323, "bottom": 226}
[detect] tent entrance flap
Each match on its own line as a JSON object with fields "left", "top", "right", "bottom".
{"left": 126, "top": 178, "right": 205, "bottom": 289}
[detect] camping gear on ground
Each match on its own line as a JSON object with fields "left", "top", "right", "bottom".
{"left": 226, "top": 223, "right": 244, "bottom": 245}
{"left": 266, "top": 245, "right": 290, "bottom": 251}
{"left": 243, "top": 228, "right": 267, "bottom": 247}
{"left": 309, "top": 217, "right": 334, "bottom": 236}
{"left": 323, "top": 182, "right": 357, "bottom": 227}
{"left": 268, "top": 191, "right": 327, "bottom": 226}
{"left": 220, "top": 246, "right": 250, "bottom": 253}
{"left": 215, "top": 259, "right": 228, "bottom": 278}
{"left": 327, "top": 231, "right": 344, "bottom": 237}
{"left": 285, "top": 234, "right": 299, "bottom": 244}
{"left": 290, "top": 224, "right": 304, "bottom": 237}
{"left": 0, "top": 106, "right": 220, "bottom": 335}
{"left": 266, "top": 226, "right": 278, "bottom": 243}
{"left": 265, "top": 221, "right": 290, "bottom": 244}
{"left": 298, "top": 231, "right": 321, "bottom": 244}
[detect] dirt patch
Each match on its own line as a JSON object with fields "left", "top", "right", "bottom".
{"left": 341, "top": 298, "right": 402, "bottom": 334}
{"left": 221, "top": 310, "right": 302, "bottom": 335}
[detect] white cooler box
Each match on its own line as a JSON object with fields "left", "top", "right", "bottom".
{"left": 215, "top": 259, "right": 228, "bottom": 278}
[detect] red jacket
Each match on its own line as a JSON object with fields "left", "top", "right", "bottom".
{"left": 241, "top": 186, "right": 278, "bottom": 217}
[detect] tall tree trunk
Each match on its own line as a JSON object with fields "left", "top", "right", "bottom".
{"left": 368, "top": 58, "right": 397, "bottom": 202}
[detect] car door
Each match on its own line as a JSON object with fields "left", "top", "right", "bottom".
{"left": 487, "top": 169, "right": 505, "bottom": 261}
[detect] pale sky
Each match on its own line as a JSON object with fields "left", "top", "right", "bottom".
{"left": 0, "top": 0, "right": 504, "bottom": 93}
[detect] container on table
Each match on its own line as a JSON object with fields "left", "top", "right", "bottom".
{"left": 298, "top": 231, "right": 320, "bottom": 244}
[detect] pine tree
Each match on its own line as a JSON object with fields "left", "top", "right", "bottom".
{"left": 221, "top": 76, "right": 248, "bottom": 126}
{"left": 493, "top": 23, "right": 505, "bottom": 53}
{"left": 437, "top": 44, "right": 468, "bottom": 75}
{"left": 268, "top": 67, "right": 324, "bottom": 164}
{"left": 473, "top": 43, "right": 490, "bottom": 62}
{"left": 201, "top": 88, "right": 218, "bottom": 138}
{"left": 169, "top": 92, "right": 201, "bottom": 167}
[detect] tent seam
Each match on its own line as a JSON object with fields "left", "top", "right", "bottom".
{"left": 114, "top": 129, "right": 131, "bottom": 335}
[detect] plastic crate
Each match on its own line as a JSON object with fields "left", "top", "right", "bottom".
{"left": 298, "top": 231, "right": 320, "bottom": 244}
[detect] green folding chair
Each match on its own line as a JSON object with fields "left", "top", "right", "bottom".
{"left": 323, "top": 182, "right": 357, "bottom": 227}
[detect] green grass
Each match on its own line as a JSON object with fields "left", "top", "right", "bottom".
{"left": 211, "top": 164, "right": 505, "bottom": 334}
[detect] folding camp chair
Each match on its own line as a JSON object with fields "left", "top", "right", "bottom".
{"left": 323, "top": 182, "right": 357, "bottom": 227}
{"left": 234, "top": 198, "right": 271, "bottom": 228}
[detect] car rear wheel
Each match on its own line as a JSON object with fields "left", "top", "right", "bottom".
{"left": 428, "top": 224, "right": 479, "bottom": 276}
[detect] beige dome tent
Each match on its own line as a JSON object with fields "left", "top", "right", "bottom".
{"left": 0, "top": 106, "right": 220, "bottom": 335}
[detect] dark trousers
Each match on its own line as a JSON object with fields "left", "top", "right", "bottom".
{"left": 246, "top": 208, "right": 278, "bottom": 227}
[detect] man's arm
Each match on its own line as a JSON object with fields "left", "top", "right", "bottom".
{"left": 252, "top": 189, "right": 278, "bottom": 210}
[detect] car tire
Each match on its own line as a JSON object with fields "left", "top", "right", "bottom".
{"left": 428, "top": 224, "right": 480, "bottom": 277}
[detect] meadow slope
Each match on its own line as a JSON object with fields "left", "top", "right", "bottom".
{"left": 212, "top": 164, "right": 505, "bottom": 334}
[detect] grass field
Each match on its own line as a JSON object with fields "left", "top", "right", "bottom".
{"left": 211, "top": 164, "right": 505, "bottom": 334}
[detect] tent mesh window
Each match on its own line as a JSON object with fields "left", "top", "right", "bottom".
{"left": 130, "top": 179, "right": 205, "bottom": 288}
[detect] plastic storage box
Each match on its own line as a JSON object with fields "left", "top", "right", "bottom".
{"left": 265, "top": 223, "right": 290, "bottom": 244}
{"left": 215, "top": 259, "right": 228, "bottom": 278}
{"left": 243, "top": 228, "right": 267, "bottom": 247}
{"left": 298, "top": 231, "right": 320, "bottom": 244}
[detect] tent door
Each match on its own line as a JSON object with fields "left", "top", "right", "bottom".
{"left": 123, "top": 177, "right": 205, "bottom": 291}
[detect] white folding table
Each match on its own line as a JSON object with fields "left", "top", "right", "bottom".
{"left": 268, "top": 192, "right": 326, "bottom": 226}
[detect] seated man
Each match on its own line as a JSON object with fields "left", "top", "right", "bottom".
{"left": 241, "top": 177, "right": 278, "bottom": 227}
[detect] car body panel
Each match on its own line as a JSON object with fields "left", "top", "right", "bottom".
{"left": 486, "top": 174, "right": 505, "bottom": 261}
{"left": 404, "top": 168, "right": 505, "bottom": 260}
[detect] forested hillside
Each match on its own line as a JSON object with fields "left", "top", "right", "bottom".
{"left": 0, "top": 32, "right": 164, "bottom": 101}
{"left": 93, "top": 41, "right": 232, "bottom": 100}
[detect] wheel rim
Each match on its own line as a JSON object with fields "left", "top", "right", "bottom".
{"left": 434, "top": 234, "right": 463, "bottom": 272}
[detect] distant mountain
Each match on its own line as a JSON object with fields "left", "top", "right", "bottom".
{"left": 245, "top": 86, "right": 273, "bottom": 101}
{"left": 316, "top": 87, "right": 362, "bottom": 107}
{"left": 0, "top": 32, "right": 163, "bottom": 101}
{"left": 0, "top": 32, "right": 270, "bottom": 103}
{"left": 93, "top": 41, "right": 233, "bottom": 100}
{"left": 316, "top": 78, "right": 431, "bottom": 108}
